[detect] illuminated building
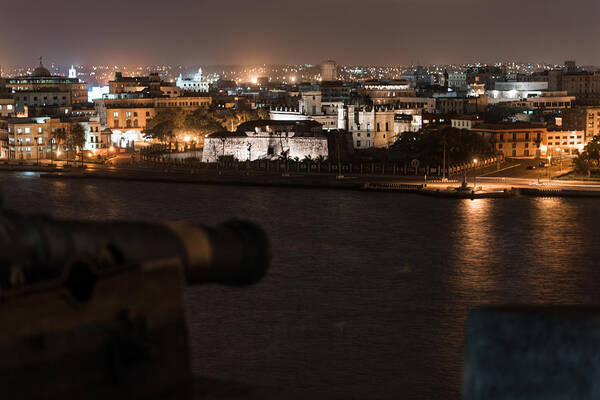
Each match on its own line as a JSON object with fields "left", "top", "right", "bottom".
{"left": 488, "top": 81, "right": 548, "bottom": 102}
{"left": 503, "top": 91, "right": 575, "bottom": 112}
{"left": 0, "top": 97, "right": 15, "bottom": 118}
{"left": 361, "top": 80, "right": 415, "bottom": 105}
{"left": 97, "top": 96, "right": 211, "bottom": 148}
{"left": 545, "top": 128, "right": 586, "bottom": 156}
{"left": 5, "top": 59, "right": 88, "bottom": 114}
{"left": 6, "top": 117, "right": 101, "bottom": 160}
{"left": 176, "top": 68, "right": 209, "bottom": 93}
{"left": 339, "top": 105, "right": 421, "bottom": 149}
{"left": 473, "top": 122, "right": 546, "bottom": 158}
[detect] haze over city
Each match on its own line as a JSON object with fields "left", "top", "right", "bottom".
{"left": 4, "top": 1, "right": 600, "bottom": 398}
{"left": 1, "top": 0, "right": 600, "bottom": 66}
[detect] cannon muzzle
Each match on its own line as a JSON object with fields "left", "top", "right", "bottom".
{"left": 0, "top": 210, "right": 270, "bottom": 290}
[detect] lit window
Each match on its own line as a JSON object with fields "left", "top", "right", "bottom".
{"left": 114, "top": 112, "right": 119, "bottom": 118}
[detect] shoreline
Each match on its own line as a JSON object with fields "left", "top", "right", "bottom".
{"left": 20, "top": 166, "right": 600, "bottom": 199}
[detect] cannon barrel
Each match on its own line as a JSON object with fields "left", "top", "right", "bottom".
{"left": 0, "top": 210, "right": 270, "bottom": 290}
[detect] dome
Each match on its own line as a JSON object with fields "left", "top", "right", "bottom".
{"left": 32, "top": 59, "right": 52, "bottom": 77}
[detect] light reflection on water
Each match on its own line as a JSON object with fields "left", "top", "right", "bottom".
{"left": 2, "top": 172, "right": 600, "bottom": 399}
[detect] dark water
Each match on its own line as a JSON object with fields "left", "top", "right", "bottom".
{"left": 3, "top": 171, "right": 600, "bottom": 399}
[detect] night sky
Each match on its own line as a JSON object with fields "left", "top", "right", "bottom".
{"left": 2, "top": 0, "right": 599, "bottom": 66}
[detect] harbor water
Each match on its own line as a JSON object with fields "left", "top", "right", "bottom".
{"left": 4, "top": 171, "right": 600, "bottom": 399}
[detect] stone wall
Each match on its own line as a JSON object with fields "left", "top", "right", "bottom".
{"left": 202, "top": 136, "right": 328, "bottom": 162}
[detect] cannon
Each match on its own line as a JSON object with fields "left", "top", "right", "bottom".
{"left": 0, "top": 210, "right": 270, "bottom": 399}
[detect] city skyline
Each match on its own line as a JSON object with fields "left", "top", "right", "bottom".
{"left": 2, "top": 0, "right": 600, "bottom": 67}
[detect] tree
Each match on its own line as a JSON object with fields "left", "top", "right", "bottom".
{"left": 385, "top": 127, "right": 495, "bottom": 166}
{"left": 575, "top": 135, "right": 600, "bottom": 177}
{"left": 52, "top": 128, "right": 67, "bottom": 161}
{"left": 66, "top": 123, "right": 86, "bottom": 164}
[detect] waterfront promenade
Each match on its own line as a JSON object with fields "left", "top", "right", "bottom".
{"left": 5, "top": 154, "right": 600, "bottom": 198}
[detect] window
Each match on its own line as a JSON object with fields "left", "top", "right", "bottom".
{"left": 133, "top": 112, "right": 138, "bottom": 117}
{"left": 377, "top": 123, "right": 380, "bottom": 132}
{"left": 356, "top": 140, "right": 361, "bottom": 147}
{"left": 25, "top": 128, "right": 30, "bottom": 134}
{"left": 114, "top": 112, "right": 119, "bottom": 118}
{"left": 126, "top": 111, "right": 131, "bottom": 118}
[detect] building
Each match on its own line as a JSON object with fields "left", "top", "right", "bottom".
{"left": 271, "top": 91, "right": 342, "bottom": 131}
{"left": 5, "top": 60, "right": 88, "bottom": 113}
{"left": 548, "top": 69, "right": 600, "bottom": 98}
{"left": 509, "top": 91, "right": 575, "bottom": 112}
{"left": 176, "top": 68, "right": 209, "bottom": 93}
{"left": 0, "top": 96, "right": 15, "bottom": 118}
{"left": 473, "top": 122, "right": 546, "bottom": 158}
{"left": 321, "top": 60, "right": 338, "bottom": 82}
{"left": 202, "top": 120, "right": 328, "bottom": 162}
{"left": 338, "top": 105, "right": 421, "bottom": 149}
{"left": 488, "top": 81, "right": 549, "bottom": 103}
{"left": 448, "top": 72, "right": 467, "bottom": 90}
{"left": 451, "top": 116, "right": 483, "bottom": 130}
{"left": 544, "top": 128, "right": 585, "bottom": 156}
{"left": 97, "top": 95, "right": 212, "bottom": 148}
{"left": 6, "top": 117, "right": 100, "bottom": 160}
{"left": 561, "top": 106, "right": 600, "bottom": 141}
{"left": 109, "top": 72, "right": 180, "bottom": 97}
{"left": 361, "top": 80, "right": 415, "bottom": 105}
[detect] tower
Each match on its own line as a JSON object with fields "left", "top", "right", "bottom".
{"left": 69, "top": 65, "right": 77, "bottom": 79}
{"left": 321, "top": 60, "right": 338, "bottom": 82}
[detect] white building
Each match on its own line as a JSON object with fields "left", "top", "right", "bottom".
{"left": 339, "top": 105, "right": 421, "bottom": 149}
{"left": 176, "top": 68, "right": 209, "bottom": 93}
{"left": 270, "top": 90, "right": 342, "bottom": 131}
{"left": 448, "top": 72, "right": 467, "bottom": 90}
{"left": 488, "top": 81, "right": 548, "bottom": 103}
